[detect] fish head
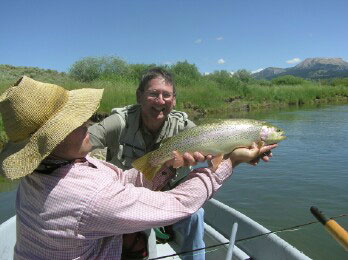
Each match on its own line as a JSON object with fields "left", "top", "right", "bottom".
{"left": 260, "top": 123, "right": 286, "bottom": 144}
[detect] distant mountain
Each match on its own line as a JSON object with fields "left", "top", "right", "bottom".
{"left": 252, "top": 67, "right": 286, "bottom": 79}
{"left": 253, "top": 58, "right": 348, "bottom": 80}
{"left": 294, "top": 58, "right": 348, "bottom": 69}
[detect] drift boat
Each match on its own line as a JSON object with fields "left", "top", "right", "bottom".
{"left": 0, "top": 198, "right": 311, "bottom": 260}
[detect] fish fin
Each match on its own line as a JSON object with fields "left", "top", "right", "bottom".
{"left": 211, "top": 154, "right": 223, "bottom": 171}
{"left": 172, "top": 151, "right": 184, "bottom": 169}
{"left": 132, "top": 152, "right": 162, "bottom": 181}
{"left": 256, "top": 141, "right": 265, "bottom": 148}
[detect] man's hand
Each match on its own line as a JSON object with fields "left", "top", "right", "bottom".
{"left": 165, "top": 151, "right": 212, "bottom": 168}
{"left": 165, "top": 142, "right": 277, "bottom": 169}
{"left": 229, "top": 142, "right": 278, "bottom": 167}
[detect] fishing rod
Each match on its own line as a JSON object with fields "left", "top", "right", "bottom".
{"left": 310, "top": 206, "right": 348, "bottom": 251}
{"left": 149, "top": 212, "right": 348, "bottom": 260}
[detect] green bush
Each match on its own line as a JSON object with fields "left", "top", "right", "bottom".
{"left": 271, "top": 75, "right": 306, "bottom": 85}
{"left": 169, "top": 61, "right": 201, "bottom": 87}
{"left": 128, "top": 63, "right": 157, "bottom": 81}
{"left": 256, "top": 79, "right": 272, "bottom": 86}
{"left": 233, "top": 69, "right": 253, "bottom": 83}
{"left": 170, "top": 61, "right": 200, "bottom": 79}
{"left": 69, "top": 56, "right": 130, "bottom": 82}
{"left": 204, "top": 70, "right": 241, "bottom": 88}
{"left": 332, "top": 77, "right": 348, "bottom": 87}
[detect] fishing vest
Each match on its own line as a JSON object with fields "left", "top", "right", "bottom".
{"left": 107, "top": 104, "right": 193, "bottom": 171}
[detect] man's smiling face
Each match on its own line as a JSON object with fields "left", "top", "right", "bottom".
{"left": 138, "top": 77, "right": 176, "bottom": 133}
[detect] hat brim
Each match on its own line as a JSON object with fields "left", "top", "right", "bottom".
{"left": 0, "top": 88, "right": 104, "bottom": 179}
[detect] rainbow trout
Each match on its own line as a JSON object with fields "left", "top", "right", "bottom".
{"left": 132, "top": 119, "right": 286, "bottom": 180}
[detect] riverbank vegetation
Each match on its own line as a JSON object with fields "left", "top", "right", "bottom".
{"left": 0, "top": 57, "right": 348, "bottom": 185}
{"left": 1, "top": 57, "right": 348, "bottom": 150}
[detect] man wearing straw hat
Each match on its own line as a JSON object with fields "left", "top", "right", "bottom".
{"left": 0, "top": 76, "right": 276, "bottom": 259}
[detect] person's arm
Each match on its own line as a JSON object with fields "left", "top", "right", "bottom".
{"left": 98, "top": 159, "right": 175, "bottom": 191}
{"left": 79, "top": 158, "right": 233, "bottom": 237}
{"left": 88, "top": 114, "right": 124, "bottom": 150}
{"left": 80, "top": 143, "right": 277, "bottom": 237}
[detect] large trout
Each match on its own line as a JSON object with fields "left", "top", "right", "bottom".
{"left": 132, "top": 119, "right": 286, "bottom": 180}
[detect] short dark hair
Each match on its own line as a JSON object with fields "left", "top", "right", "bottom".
{"left": 137, "top": 67, "right": 176, "bottom": 95}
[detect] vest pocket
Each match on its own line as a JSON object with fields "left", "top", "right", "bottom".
{"left": 119, "top": 143, "right": 146, "bottom": 169}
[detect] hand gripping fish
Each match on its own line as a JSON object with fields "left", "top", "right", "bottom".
{"left": 132, "top": 119, "right": 286, "bottom": 180}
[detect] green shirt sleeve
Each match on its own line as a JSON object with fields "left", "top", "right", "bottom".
{"left": 88, "top": 113, "right": 125, "bottom": 151}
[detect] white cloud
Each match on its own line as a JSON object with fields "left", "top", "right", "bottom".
{"left": 217, "top": 58, "right": 225, "bottom": 64}
{"left": 216, "top": 36, "right": 223, "bottom": 41}
{"left": 286, "top": 58, "right": 301, "bottom": 64}
{"left": 163, "top": 61, "right": 172, "bottom": 65}
{"left": 195, "top": 38, "right": 202, "bottom": 44}
{"left": 252, "top": 68, "right": 264, "bottom": 74}
{"left": 203, "top": 72, "right": 210, "bottom": 75}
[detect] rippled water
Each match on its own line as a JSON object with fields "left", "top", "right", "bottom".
{"left": 213, "top": 104, "right": 348, "bottom": 259}
{"left": 1, "top": 104, "right": 348, "bottom": 259}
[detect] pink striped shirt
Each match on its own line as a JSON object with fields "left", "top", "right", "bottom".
{"left": 14, "top": 156, "right": 233, "bottom": 259}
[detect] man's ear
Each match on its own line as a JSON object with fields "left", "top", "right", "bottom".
{"left": 173, "top": 96, "right": 176, "bottom": 107}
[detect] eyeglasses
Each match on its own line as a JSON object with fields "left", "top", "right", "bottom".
{"left": 145, "top": 90, "right": 175, "bottom": 101}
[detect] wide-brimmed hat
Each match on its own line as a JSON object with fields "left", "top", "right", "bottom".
{"left": 0, "top": 76, "right": 104, "bottom": 179}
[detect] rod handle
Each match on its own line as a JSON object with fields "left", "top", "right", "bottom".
{"left": 325, "top": 220, "right": 348, "bottom": 251}
{"left": 310, "top": 206, "right": 348, "bottom": 251}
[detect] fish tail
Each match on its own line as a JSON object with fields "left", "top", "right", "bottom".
{"left": 132, "top": 152, "right": 163, "bottom": 181}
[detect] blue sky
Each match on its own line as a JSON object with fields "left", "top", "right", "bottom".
{"left": 1, "top": 0, "right": 347, "bottom": 74}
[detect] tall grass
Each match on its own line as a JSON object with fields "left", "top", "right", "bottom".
{"left": 88, "top": 79, "right": 137, "bottom": 111}
{"left": 1, "top": 73, "right": 347, "bottom": 116}
{"left": 177, "top": 81, "right": 348, "bottom": 113}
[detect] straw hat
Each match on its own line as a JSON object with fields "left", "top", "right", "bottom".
{"left": 0, "top": 76, "right": 104, "bottom": 179}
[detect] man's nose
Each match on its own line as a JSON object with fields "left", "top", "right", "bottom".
{"left": 156, "top": 94, "right": 166, "bottom": 104}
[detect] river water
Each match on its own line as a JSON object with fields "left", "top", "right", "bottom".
{"left": 211, "top": 104, "right": 348, "bottom": 260}
{"left": 1, "top": 104, "right": 347, "bottom": 259}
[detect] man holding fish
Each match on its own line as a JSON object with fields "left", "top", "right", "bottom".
{"left": 0, "top": 76, "right": 279, "bottom": 260}
{"left": 88, "top": 67, "right": 282, "bottom": 259}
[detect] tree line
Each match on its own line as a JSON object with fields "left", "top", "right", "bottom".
{"left": 69, "top": 56, "right": 348, "bottom": 87}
